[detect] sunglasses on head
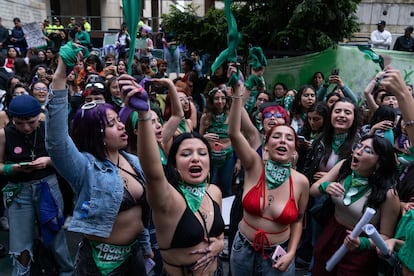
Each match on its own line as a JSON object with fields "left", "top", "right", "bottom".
{"left": 263, "top": 112, "right": 283, "bottom": 119}
{"left": 80, "top": 100, "right": 105, "bottom": 118}
{"left": 85, "top": 82, "right": 105, "bottom": 90}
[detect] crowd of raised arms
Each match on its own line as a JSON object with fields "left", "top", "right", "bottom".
{"left": 0, "top": 15, "right": 413, "bottom": 276}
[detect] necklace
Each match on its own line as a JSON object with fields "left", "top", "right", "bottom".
{"left": 117, "top": 154, "right": 130, "bottom": 189}
{"left": 25, "top": 128, "right": 38, "bottom": 161}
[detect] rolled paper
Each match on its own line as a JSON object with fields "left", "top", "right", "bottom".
{"left": 363, "top": 224, "right": 389, "bottom": 256}
{"left": 325, "top": 207, "right": 376, "bottom": 271}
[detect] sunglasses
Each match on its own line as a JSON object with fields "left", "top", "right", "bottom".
{"left": 80, "top": 100, "right": 105, "bottom": 118}
{"left": 85, "top": 82, "right": 105, "bottom": 90}
{"left": 263, "top": 112, "right": 283, "bottom": 119}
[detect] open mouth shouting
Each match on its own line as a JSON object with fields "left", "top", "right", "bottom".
{"left": 189, "top": 165, "right": 203, "bottom": 178}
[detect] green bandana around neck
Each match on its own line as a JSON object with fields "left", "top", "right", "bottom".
{"left": 265, "top": 159, "right": 291, "bottom": 190}
{"left": 343, "top": 171, "right": 370, "bottom": 206}
{"left": 332, "top": 132, "right": 348, "bottom": 154}
{"left": 178, "top": 181, "right": 207, "bottom": 213}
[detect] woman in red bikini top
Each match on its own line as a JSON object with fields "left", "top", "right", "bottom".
{"left": 229, "top": 77, "right": 310, "bottom": 273}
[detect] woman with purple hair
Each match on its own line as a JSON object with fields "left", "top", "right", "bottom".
{"left": 46, "top": 56, "right": 148, "bottom": 275}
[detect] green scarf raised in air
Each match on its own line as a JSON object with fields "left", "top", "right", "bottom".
{"left": 178, "top": 181, "right": 207, "bottom": 213}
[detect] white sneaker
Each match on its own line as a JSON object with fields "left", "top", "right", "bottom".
{"left": 63, "top": 216, "right": 72, "bottom": 230}
{"left": 0, "top": 217, "right": 9, "bottom": 231}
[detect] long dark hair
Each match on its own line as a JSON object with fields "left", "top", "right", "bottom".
{"left": 317, "top": 97, "right": 359, "bottom": 164}
{"left": 291, "top": 84, "right": 315, "bottom": 116}
{"left": 301, "top": 101, "right": 329, "bottom": 139}
{"left": 337, "top": 134, "right": 398, "bottom": 210}
{"left": 165, "top": 132, "right": 212, "bottom": 189}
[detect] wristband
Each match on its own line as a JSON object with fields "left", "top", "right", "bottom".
{"left": 2, "top": 164, "right": 14, "bottom": 175}
{"left": 231, "top": 95, "right": 244, "bottom": 99}
{"left": 358, "top": 237, "right": 371, "bottom": 251}
{"left": 318, "top": 181, "right": 331, "bottom": 194}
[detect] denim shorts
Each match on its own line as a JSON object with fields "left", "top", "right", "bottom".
{"left": 230, "top": 230, "right": 295, "bottom": 276}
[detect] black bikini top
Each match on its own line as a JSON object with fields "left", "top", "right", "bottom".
{"left": 118, "top": 166, "right": 146, "bottom": 213}
{"left": 159, "top": 192, "right": 224, "bottom": 250}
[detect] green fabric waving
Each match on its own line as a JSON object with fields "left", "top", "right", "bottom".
{"left": 357, "top": 46, "right": 385, "bottom": 70}
{"left": 122, "top": 0, "right": 141, "bottom": 74}
{"left": 210, "top": 0, "right": 242, "bottom": 86}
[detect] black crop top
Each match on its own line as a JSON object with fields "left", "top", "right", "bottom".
{"left": 160, "top": 193, "right": 224, "bottom": 250}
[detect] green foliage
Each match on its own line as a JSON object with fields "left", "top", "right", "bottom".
{"left": 161, "top": 0, "right": 362, "bottom": 57}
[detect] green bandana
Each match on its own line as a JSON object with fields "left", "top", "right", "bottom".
{"left": 332, "top": 133, "right": 348, "bottom": 154}
{"left": 343, "top": 171, "right": 370, "bottom": 206}
{"left": 178, "top": 118, "right": 186, "bottom": 133}
{"left": 214, "top": 113, "right": 226, "bottom": 124}
{"left": 112, "top": 96, "right": 123, "bottom": 107}
{"left": 210, "top": 0, "right": 242, "bottom": 87}
{"left": 265, "top": 160, "right": 291, "bottom": 190}
{"left": 158, "top": 144, "right": 167, "bottom": 166}
{"left": 178, "top": 181, "right": 207, "bottom": 213}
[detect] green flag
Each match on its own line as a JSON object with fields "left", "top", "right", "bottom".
{"left": 122, "top": 0, "right": 141, "bottom": 74}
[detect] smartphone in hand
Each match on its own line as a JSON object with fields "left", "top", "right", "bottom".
{"left": 272, "top": 245, "right": 287, "bottom": 263}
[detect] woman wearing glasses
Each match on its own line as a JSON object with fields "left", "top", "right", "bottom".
{"left": 228, "top": 70, "right": 309, "bottom": 275}
{"left": 199, "top": 87, "right": 235, "bottom": 197}
{"left": 30, "top": 80, "right": 49, "bottom": 114}
{"left": 302, "top": 97, "right": 360, "bottom": 271}
{"left": 46, "top": 57, "right": 148, "bottom": 275}
{"left": 310, "top": 134, "right": 400, "bottom": 275}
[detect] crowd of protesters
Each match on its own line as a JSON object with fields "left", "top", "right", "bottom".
{"left": 0, "top": 14, "right": 413, "bottom": 276}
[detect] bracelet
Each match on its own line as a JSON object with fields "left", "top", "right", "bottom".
{"left": 2, "top": 164, "right": 14, "bottom": 175}
{"left": 404, "top": 120, "right": 414, "bottom": 127}
{"left": 358, "top": 237, "right": 371, "bottom": 251}
{"left": 231, "top": 95, "right": 244, "bottom": 99}
{"left": 137, "top": 112, "right": 152, "bottom": 122}
{"left": 318, "top": 181, "right": 331, "bottom": 194}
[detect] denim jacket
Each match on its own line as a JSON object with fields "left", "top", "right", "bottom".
{"left": 45, "top": 88, "right": 145, "bottom": 238}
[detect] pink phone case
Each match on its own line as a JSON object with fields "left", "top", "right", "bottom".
{"left": 272, "top": 245, "right": 287, "bottom": 262}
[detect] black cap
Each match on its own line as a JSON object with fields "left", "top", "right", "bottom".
{"left": 378, "top": 20, "right": 386, "bottom": 26}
